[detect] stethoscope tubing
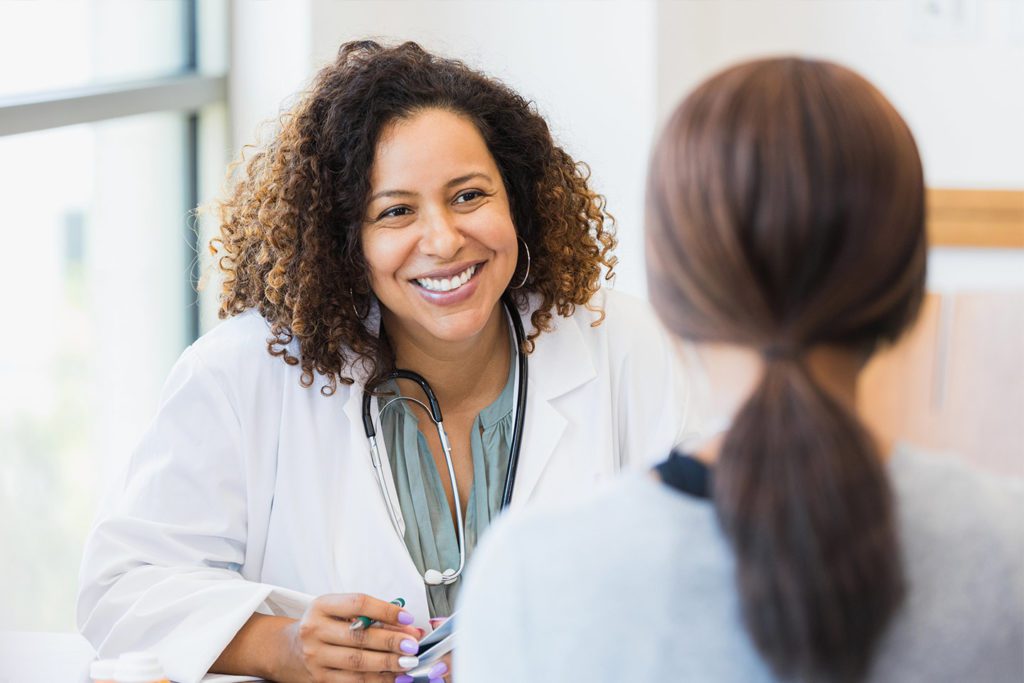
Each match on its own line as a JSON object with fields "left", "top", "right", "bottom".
{"left": 361, "top": 296, "right": 527, "bottom": 585}
{"left": 500, "top": 298, "right": 528, "bottom": 509}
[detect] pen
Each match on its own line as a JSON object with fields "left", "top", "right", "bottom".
{"left": 350, "top": 597, "right": 406, "bottom": 631}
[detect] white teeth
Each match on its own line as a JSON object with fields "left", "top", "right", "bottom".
{"left": 415, "top": 264, "right": 477, "bottom": 292}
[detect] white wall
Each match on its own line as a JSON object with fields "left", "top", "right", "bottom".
{"left": 655, "top": 0, "right": 1024, "bottom": 188}
{"left": 229, "top": 0, "right": 313, "bottom": 154}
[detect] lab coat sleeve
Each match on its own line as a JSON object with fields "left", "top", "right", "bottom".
{"left": 76, "top": 345, "right": 310, "bottom": 683}
{"left": 609, "top": 292, "right": 699, "bottom": 468}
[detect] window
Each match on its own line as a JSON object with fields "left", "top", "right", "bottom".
{"left": 0, "top": 0, "right": 190, "bottom": 97}
{"left": 0, "top": 0, "right": 227, "bottom": 632}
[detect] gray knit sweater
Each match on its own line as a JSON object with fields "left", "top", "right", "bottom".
{"left": 456, "top": 446, "right": 1024, "bottom": 682}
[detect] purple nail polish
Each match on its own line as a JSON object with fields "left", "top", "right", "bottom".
{"left": 428, "top": 661, "right": 448, "bottom": 678}
{"left": 400, "top": 638, "right": 418, "bottom": 654}
{"left": 398, "top": 610, "right": 415, "bottom": 625}
{"left": 395, "top": 676, "right": 414, "bottom": 683}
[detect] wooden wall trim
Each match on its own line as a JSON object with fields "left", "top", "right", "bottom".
{"left": 927, "top": 188, "right": 1024, "bottom": 248}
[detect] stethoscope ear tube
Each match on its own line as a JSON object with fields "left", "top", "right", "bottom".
{"left": 384, "top": 370, "right": 445, "bottom": 423}
{"left": 362, "top": 369, "right": 447, "bottom": 438}
{"left": 500, "top": 296, "right": 528, "bottom": 509}
{"left": 361, "top": 391, "right": 377, "bottom": 438}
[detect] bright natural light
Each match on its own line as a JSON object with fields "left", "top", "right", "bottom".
{"left": 0, "top": 114, "right": 192, "bottom": 631}
{"left": 0, "top": 0, "right": 187, "bottom": 97}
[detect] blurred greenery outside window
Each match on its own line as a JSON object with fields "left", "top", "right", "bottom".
{"left": 0, "top": 0, "right": 227, "bottom": 632}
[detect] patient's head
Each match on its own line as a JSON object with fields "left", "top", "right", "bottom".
{"left": 645, "top": 58, "right": 926, "bottom": 682}
{"left": 647, "top": 57, "right": 926, "bottom": 354}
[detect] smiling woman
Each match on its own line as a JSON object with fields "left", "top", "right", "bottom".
{"left": 76, "top": 40, "right": 694, "bottom": 683}
{"left": 214, "top": 40, "right": 616, "bottom": 394}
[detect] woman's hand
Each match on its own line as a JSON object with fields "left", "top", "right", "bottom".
{"left": 274, "top": 593, "right": 425, "bottom": 683}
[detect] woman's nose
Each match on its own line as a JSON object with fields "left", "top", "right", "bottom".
{"left": 419, "top": 209, "right": 465, "bottom": 259}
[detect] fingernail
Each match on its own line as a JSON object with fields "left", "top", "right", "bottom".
{"left": 398, "top": 655, "right": 419, "bottom": 670}
{"left": 398, "top": 610, "right": 415, "bottom": 625}
{"left": 416, "top": 627, "right": 426, "bottom": 638}
{"left": 400, "top": 638, "right": 418, "bottom": 654}
{"left": 395, "top": 676, "right": 414, "bottom": 683}
{"left": 428, "top": 661, "right": 448, "bottom": 678}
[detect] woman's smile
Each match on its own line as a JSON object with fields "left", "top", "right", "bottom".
{"left": 410, "top": 261, "right": 486, "bottom": 305}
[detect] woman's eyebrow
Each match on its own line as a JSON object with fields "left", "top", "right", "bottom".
{"left": 368, "top": 172, "right": 493, "bottom": 204}
{"left": 445, "top": 171, "right": 492, "bottom": 188}
{"left": 368, "top": 188, "right": 417, "bottom": 203}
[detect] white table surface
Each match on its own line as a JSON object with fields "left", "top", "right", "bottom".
{"left": 0, "top": 632, "right": 261, "bottom": 683}
{"left": 0, "top": 632, "right": 94, "bottom": 683}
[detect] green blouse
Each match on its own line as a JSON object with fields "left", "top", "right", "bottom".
{"left": 378, "top": 353, "right": 515, "bottom": 617}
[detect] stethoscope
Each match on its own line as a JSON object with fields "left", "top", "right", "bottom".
{"left": 361, "top": 297, "right": 528, "bottom": 586}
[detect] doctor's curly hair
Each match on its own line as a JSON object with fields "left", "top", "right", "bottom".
{"left": 211, "top": 40, "right": 617, "bottom": 394}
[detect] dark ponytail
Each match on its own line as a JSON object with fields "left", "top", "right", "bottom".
{"left": 717, "top": 357, "right": 903, "bottom": 681}
{"left": 646, "top": 58, "right": 926, "bottom": 682}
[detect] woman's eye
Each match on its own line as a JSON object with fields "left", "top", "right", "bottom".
{"left": 454, "top": 190, "right": 484, "bottom": 204}
{"left": 378, "top": 206, "right": 411, "bottom": 220}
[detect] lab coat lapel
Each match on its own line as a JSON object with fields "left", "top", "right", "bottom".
{"left": 509, "top": 306, "right": 596, "bottom": 506}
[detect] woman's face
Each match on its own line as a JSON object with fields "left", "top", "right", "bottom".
{"left": 362, "top": 108, "right": 518, "bottom": 346}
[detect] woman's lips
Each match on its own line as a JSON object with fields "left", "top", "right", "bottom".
{"left": 410, "top": 261, "right": 485, "bottom": 306}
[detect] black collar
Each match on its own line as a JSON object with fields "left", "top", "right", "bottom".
{"left": 654, "top": 450, "right": 712, "bottom": 499}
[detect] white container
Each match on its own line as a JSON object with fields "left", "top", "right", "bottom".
{"left": 90, "top": 659, "right": 117, "bottom": 683}
{"left": 113, "top": 652, "right": 170, "bottom": 683}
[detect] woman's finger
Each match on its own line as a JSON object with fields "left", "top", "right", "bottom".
{"left": 318, "top": 622, "right": 421, "bottom": 658}
{"left": 318, "top": 644, "right": 420, "bottom": 673}
{"left": 373, "top": 622, "right": 424, "bottom": 639}
{"left": 425, "top": 657, "right": 450, "bottom": 681}
{"left": 315, "top": 593, "right": 416, "bottom": 628}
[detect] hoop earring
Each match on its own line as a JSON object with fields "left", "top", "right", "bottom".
{"left": 509, "top": 236, "right": 531, "bottom": 290}
{"left": 350, "top": 288, "right": 371, "bottom": 320}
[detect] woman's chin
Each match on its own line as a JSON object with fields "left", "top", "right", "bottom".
{"left": 418, "top": 311, "right": 495, "bottom": 345}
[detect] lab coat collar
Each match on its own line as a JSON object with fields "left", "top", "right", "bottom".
{"left": 518, "top": 294, "right": 598, "bottom": 399}
{"left": 507, "top": 295, "right": 597, "bottom": 506}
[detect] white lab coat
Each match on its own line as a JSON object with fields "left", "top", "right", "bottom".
{"left": 77, "top": 289, "right": 693, "bottom": 683}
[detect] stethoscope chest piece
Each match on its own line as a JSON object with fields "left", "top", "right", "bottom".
{"left": 424, "top": 568, "right": 459, "bottom": 586}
